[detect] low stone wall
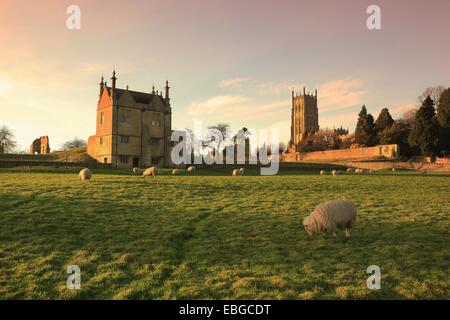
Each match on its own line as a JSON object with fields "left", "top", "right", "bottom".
{"left": 339, "top": 160, "right": 450, "bottom": 173}
{"left": 281, "top": 144, "right": 399, "bottom": 162}
{"left": 0, "top": 160, "right": 111, "bottom": 169}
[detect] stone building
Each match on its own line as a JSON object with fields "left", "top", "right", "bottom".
{"left": 87, "top": 71, "right": 172, "bottom": 168}
{"left": 30, "top": 136, "right": 50, "bottom": 154}
{"left": 290, "top": 87, "right": 319, "bottom": 149}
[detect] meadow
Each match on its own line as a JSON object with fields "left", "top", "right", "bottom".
{"left": 0, "top": 167, "right": 448, "bottom": 299}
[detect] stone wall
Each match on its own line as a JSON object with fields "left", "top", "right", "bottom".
{"left": 282, "top": 144, "right": 399, "bottom": 162}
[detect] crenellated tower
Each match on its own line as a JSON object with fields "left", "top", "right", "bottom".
{"left": 290, "top": 87, "right": 319, "bottom": 148}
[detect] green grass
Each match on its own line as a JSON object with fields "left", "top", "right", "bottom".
{"left": 0, "top": 167, "right": 449, "bottom": 299}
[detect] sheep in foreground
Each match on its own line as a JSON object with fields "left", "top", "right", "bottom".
{"left": 79, "top": 168, "right": 92, "bottom": 182}
{"left": 232, "top": 168, "right": 244, "bottom": 176}
{"left": 132, "top": 167, "right": 141, "bottom": 175}
{"left": 187, "top": 166, "right": 195, "bottom": 172}
{"left": 303, "top": 199, "right": 357, "bottom": 237}
{"left": 320, "top": 170, "right": 325, "bottom": 176}
{"left": 172, "top": 169, "right": 180, "bottom": 175}
{"left": 142, "top": 166, "right": 157, "bottom": 178}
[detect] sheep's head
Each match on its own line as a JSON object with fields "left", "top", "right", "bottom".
{"left": 303, "top": 216, "right": 312, "bottom": 235}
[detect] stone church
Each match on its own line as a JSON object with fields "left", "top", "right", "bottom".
{"left": 290, "top": 87, "right": 319, "bottom": 150}
{"left": 87, "top": 71, "right": 172, "bottom": 168}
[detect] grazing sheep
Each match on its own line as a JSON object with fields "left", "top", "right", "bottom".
{"left": 346, "top": 168, "right": 353, "bottom": 173}
{"left": 79, "top": 168, "right": 92, "bottom": 182}
{"left": 187, "top": 166, "right": 195, "bottom": 172}
{"left": 142, "top": 166, "right": 157, "bottom": 178}
{"left": 132, "top": 167, "right": 141, "bottom": 175}
{"left": 320, "top": 170, "right": 325, "bottom": 176}
{"left": 232, "top": 168, "right": 244, "bottom": 176}
{"left": 355, "top": 168, "right": 364, "bottom": 173}
{"left": 303, "top": 199, "right": 357, "bottom": 237}
{"left": 331, "top": 170, "right": 337, "bottom": 176}
{"left": 172, "top": 169, "right": 180, "bottom": 175}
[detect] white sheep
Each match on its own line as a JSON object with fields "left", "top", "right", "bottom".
{"left": 172, "top": 168, "right": 180, "bottom": 175}
{"left": 320, "top": 170, "right": 325, "bottom": 176}
{"left": 331, "top": 170, "right": 337, "bottom": 176}
{"left": 187, "top": 166, "right": 195, "bottom": 172}
{"left": 79, "top": 168, "right": 92, "bottom": 182}
{"left": 132, "top": 167, "right": 141, "bottom": 175}
{"left": 142, "top": 166, "right": 157, "bottom": 178}
{"left": 232, "top": 168, "right": 244, "bottom": 176}
{"left": 303, "top": 199, "right": 357, "bottom": 237}
{"left": 346, "top": 168, "right": 353, "bottom": 173}
{"left": 240, "top": 168, "right": 245, "bottom": 175}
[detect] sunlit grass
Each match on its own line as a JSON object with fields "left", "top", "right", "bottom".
{"left": 0, "top": 167, "right": 448, "bottom": 299}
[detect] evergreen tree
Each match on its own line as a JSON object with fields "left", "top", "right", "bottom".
{"left": 408, "top": 96, "right": 438, "bottom": 156}
{"left": 355, "top": 105, "right": 377, "bottom": 146}
{"left": 436, "top": 88, "right": 450, "bottom": 153}
{"left": 375, "top": 108, "right": 394, "bottom": 131}
{"left": 379, "top": 120, "right": 413, "bottom": 156}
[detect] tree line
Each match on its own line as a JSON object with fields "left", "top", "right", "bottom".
{"left": 355, "top": 86, "right": 450, "bottom": 157}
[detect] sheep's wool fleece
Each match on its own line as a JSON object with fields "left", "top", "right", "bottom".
{"left": 304, "top": 199, "right": 357, "bottom": 233}
{"left": 143, "top": 167, "right": 157, "bottom": 177}
{"left": 79, "top": 168, "right": 92, "bottom": 181}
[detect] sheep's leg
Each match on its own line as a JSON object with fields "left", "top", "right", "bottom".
{"left": 345, "top": 228, "right": 351, "bottom": 237}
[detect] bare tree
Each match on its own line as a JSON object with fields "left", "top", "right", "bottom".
{"left": 62, "top": 137, "right": 86, "bottom": 150}
{"left": 418, "top": 86, "right": 446, "bottom": 108}
{"left": 0, "top": 125, "right": 17, "bottom": 154}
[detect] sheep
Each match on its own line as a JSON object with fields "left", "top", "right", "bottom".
{"left": 142, "top": 166, "right": 157, "bottom": 178}
{"left": 79, "top": 168, "right": 92, "bottom": 182}
{"left": 303, "top": 199, "right": 357, "bottom": 237}
{"left": 346, "top": 168, "right": 353, "bottom": 173}
{"left": 187, "top": 166, "right": 195, "bottom": 172}
{"left": 320, "top": 170, "right": 325, "bottom": 176}
{"left": 132, "top": 167, "right": 141, "bottom": 175}
{"left": 239, "top": 168, "right": 245, "bottom": 176}
{"left": 355, "top": 168, "right": 364, "bottom": 173}
{"left": 232, "top": 168, "right": 244, "bottom": 176}
{"left": 331, "top": 170, "right": 337, "bottom": 176}
{"left": 172, "top": 169, "right": 180, "bottom": 175}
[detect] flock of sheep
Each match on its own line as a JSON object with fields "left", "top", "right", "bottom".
{"left": 320, "top": 168, "right": 375, "bottom": 176}
{"left": 77, "top": 165, "right": 411, "bottom": 239}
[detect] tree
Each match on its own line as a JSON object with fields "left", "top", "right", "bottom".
{"left": 375, "top": 108, "right": 394, "bottom": 132}
{"left": 62, "top": 137, "right": 86, "bottom": 150}
{"left": 0, "top": 126, "right": 17, "bottom": 154}
{"left": 408, "top": 96, "right": 438, "bottom": 156}
{"left": 354, "top": 105, "right": 377, "bottom": 146}
{"left": 418, "top": 86, "right": 446, "bottom": 108}
{"left": 379, "top": 120, "right": 413, "bottom": 157}
{"left": 436, "top": 88, "right": 450, "bottom": 153}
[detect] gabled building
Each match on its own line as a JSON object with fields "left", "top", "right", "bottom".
{"left": 87, "top": 71, "right": 173, "bottom": 168}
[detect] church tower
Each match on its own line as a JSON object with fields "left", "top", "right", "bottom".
{"left": 290, "top": 87, "right": 319, "bottom": 148}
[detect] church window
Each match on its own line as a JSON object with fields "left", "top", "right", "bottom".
{"left": 120, "top": 136, "right": 129, "bottom": 143}
{"left": 100, "top": 112, "right": 104, "bottom": 124}
{"left": 99, "top": 137, "right": 103, "bottom": 145}
{"left": 119, "top": 155, "right": 129, "bottom": 163}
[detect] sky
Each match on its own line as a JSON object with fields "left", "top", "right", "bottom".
{"left": 1, "top": 0, "right": 449, "bottom": 151}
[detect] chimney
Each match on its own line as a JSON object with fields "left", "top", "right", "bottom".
{"left": 111, "top": 70, "right": 117, "bottom": 92}
{"left": 164, "top": 80, "right": 170, "bottom": 100}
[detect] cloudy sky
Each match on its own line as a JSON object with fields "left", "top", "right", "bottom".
{"left": 1, "top": 0, "right": 449, "bottom": 150}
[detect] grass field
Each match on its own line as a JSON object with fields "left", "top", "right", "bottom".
{"left": 0, "top": 167, "right": 448, "bottom": 299}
